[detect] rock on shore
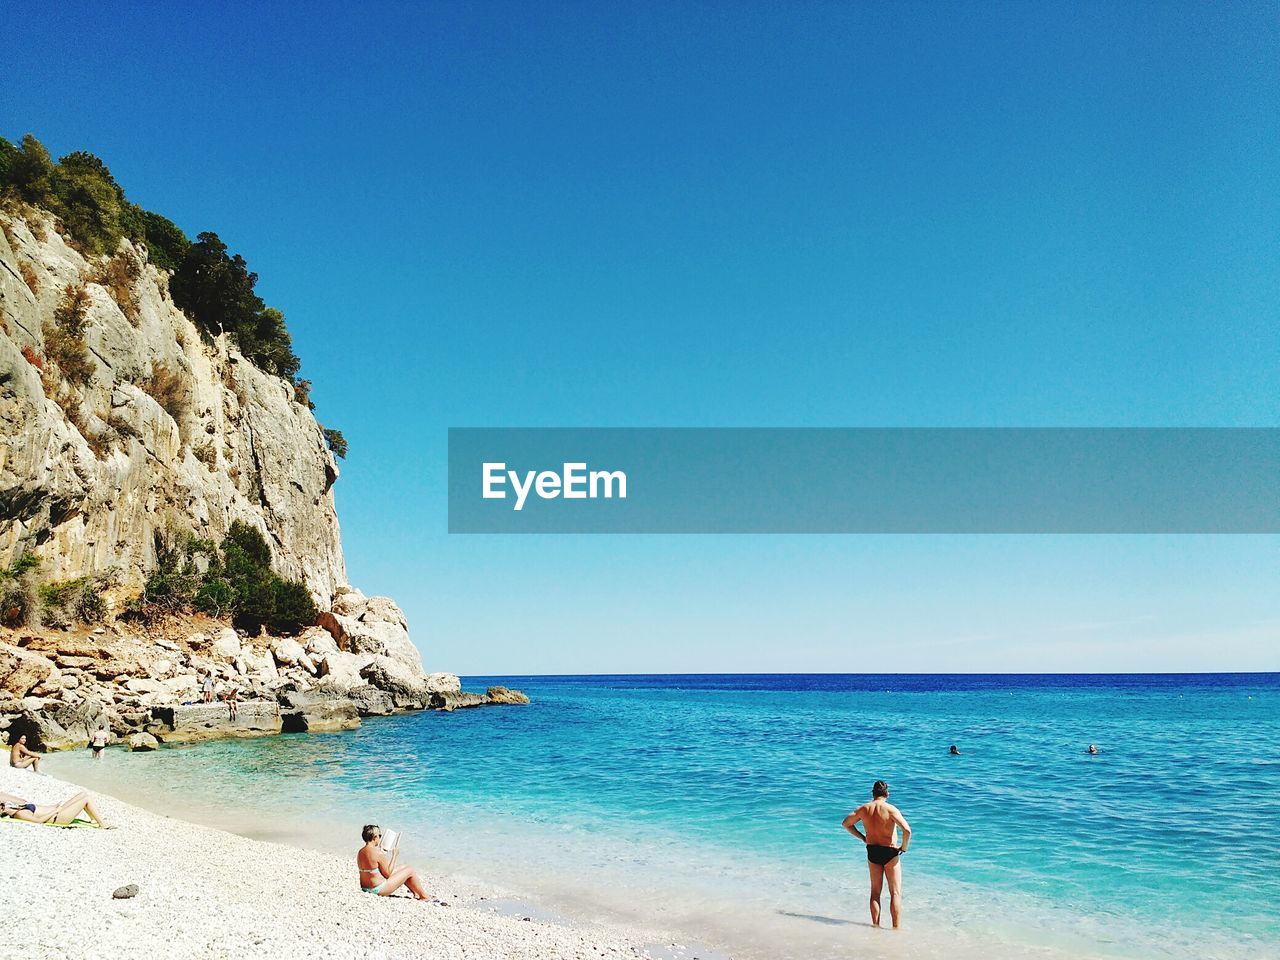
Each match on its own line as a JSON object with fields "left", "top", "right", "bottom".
{"left": 0, "top": 589, "right": 527, "bottom": 750}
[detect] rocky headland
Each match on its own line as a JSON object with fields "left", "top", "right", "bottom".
{"left": 0, "top": 140, "right": 523, "bottom": 753}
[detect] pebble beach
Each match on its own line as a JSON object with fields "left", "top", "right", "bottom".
{"left": 0, "top": 764, "right": 655, "bottom": 960}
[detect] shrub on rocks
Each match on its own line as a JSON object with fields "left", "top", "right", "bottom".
{"left": 38, "top": 574, "right": 111, "bottom": 627}
{"left": 0, "top": 554, "right": 39, "bottom": 627}
{"left": 132, "top": 523, "right": 316, "bottom": 635}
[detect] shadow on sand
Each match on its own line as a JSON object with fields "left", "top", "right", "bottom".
{"left": 776, "top": 910, "right": 876, "bottom": 929}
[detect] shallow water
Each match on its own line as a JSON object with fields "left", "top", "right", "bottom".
{"left": 56, "top": 674, "right": 1280, "bottom": 959}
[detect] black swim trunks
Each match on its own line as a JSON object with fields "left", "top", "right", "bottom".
{"left": 866, "top": 844, "right": 902, "bottom": 866}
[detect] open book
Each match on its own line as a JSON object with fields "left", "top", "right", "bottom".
{"left": 379, "top": 828, "right": 401, "bottom": 859}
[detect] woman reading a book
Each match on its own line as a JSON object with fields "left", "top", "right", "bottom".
{"left": 357, "top": 824, "right": 430, "bottom": 899}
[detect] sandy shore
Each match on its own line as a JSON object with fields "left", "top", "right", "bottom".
{"left": 0, "top": 764, "right": 665, "bottom": 960}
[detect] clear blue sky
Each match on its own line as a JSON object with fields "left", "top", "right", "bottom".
{"left": 5, "top": 2, "right": 1277, "bottom": 673}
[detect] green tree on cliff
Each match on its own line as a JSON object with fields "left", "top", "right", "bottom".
{"left": 168, "top": 233, "right": 302, "bottom": 379}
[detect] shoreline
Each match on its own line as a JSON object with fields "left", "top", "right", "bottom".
{"left": 15, "top": 673, "right": 1273, "bottom": 960}
{"left": 11, "top": 739, "right": 1107, "bottom": 960}
{"left": 0, "top": 762, "right": 696, "bottom": 960}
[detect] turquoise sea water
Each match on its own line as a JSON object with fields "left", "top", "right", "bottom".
{"left": 58, "top": 675, "right": 1280, "bottom": 959}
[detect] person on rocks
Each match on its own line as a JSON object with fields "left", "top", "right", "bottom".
{"left": 201, "top": 670, "right": 216, "bottom": 704}
{"left": 357, "top": 824, "right": 431, "bottom": 900}
{"left": 8, "top": 734, "right": 44, "bottom": 774}
{"left": 0, "top": 789, "right": 115, "bottom": 828}
{"left": 225, "top": 685, "right": 239, "bottom": 722}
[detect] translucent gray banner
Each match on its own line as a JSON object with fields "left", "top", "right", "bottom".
{"left": 447, "top": 428, "right": 1279, "bottom": 533}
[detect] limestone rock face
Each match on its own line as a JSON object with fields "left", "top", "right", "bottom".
{"left": 0, "top": 210, "right": 345, "bottom": 606}
{"left": 9, "top": 696, "right": 108, "bottom": 750}
{"left": 0, "top": 210, "right": 505, "bottom": 744}
{"left": 278, "top": 688, "right": 360, "bottom": 733}
{"left": 150, "top": 701, "right": 282, "bottom": 743}
{"left": 316, "top": 650, "right": 369, "bottom": 692}
{"left": 318, "top": 590, "right": 422, "bottom": 672}
{"left": 359, "top": 654, "right": 431, "bottom": 709}
{"left": 0, "top": 646, "right": 55, "bottom": 698}
{"left": 127, "top": 731, "right": 158, "bottom": 751}
{"left": 345, "top": 684, "right": 394, "bottom": 716}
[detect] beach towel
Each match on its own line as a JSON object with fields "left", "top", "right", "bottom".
{"left": 0, "top": 814, "right": 96, "bottom": 829}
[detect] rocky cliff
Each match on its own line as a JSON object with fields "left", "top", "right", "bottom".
{"left": 0, "top": 208, "right": 344, "bottom": 604}
{"left": 0, "top": 203, "right": 523, "bottom": 749}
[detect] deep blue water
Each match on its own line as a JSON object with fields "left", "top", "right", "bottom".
{"left": 61, "top": 674, "right": 1280, "bottom": 959}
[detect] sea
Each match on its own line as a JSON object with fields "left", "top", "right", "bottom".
{"left": 55, "top": 674, "right": 1280, "bottom": 960}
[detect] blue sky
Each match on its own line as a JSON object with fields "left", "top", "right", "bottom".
{"left": 4, "top": 2, "right": 1277, "bottom": 672}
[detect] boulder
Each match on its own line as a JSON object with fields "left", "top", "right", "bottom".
{"left": 359, "top": 654, "right": 429, "bottom": 709}
{"left": 150, "top": 701, "right": 282, "bottom": 743}
{"left": 54, "top": 654, "right": 97, "bottom": 669}
{"left": 271, "top": 637, "right": 306, "bottom": 667}
{"left": 270, "top": 639, "right": 315, "bottom": 674}
{"left": 425, "top": 672, "right": 462, "bottom": 693}
{"left": 346, "top": 684, "right": 394, "bottom": 716}
{"left": 0, "top": 646, "right": 57, "bottom": 699}
{"left": 7, "top": 696, "right": 110, "bottom": 750}
{"left": 210, "top": 628, "right": 241, "bottom": 662}
{"left": 90, "top": 658, "right": 144, "bottom": 681}
{"left": 431, "top": 691, "right": 490, "bottom": 711}
{"left": 330, "top": 585, "right": 368, "bottom": 618}
{"left": 160, "top": 675, "right": 199, "bottom": 699}
{"left": 316, "top": 651, "right": 370, "bottom": 692}
{"left": 127, "top": 732, "right": 158, "bottom": 751}
{"left": 7, "top": 710, "right": 74, "bottom": 751}
{"left": 300, "top": 625, "right": 339, "bottom": 658}
{"left": 240, "top": 649, "right": 278, "bottom": 680}
{"left": 17, "top": 636, "right": 112, "bottom": 659}
{"left": 317, "top": 595, "right": 422, "bottom": 672}
{"left": 279, "top": 690, "right": 360, "bottom": 733}
{"left": 363, "top": 595, "right": 408, "bottom": 628}
{"left": 29, "top": 664, "right": 65, "bottom": 696}
{"left": 486, "top": 686, "right": 530, "bottom": 705}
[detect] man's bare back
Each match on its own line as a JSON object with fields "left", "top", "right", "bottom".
{"left": 852, "top": 798, "right": 905, "bottom": 846}
{"left": 842, "top": 780, "right": 912, "bottom": 928}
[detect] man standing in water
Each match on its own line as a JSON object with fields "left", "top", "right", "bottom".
{"left": 842, "top": 780, "right": 912, "bottom": 928}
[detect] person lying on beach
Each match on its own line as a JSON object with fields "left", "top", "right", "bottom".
{"left": 0, "top": 790, "right": 115, "bottom": 828}
{"left": 9, "top": 734, "right": 44, "bottom": 773}
{"left": 842, "top": 780, "right": 912, "bottom": 929}
{"left": 357, "top": 824, "right": 430, "bottom": 899}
